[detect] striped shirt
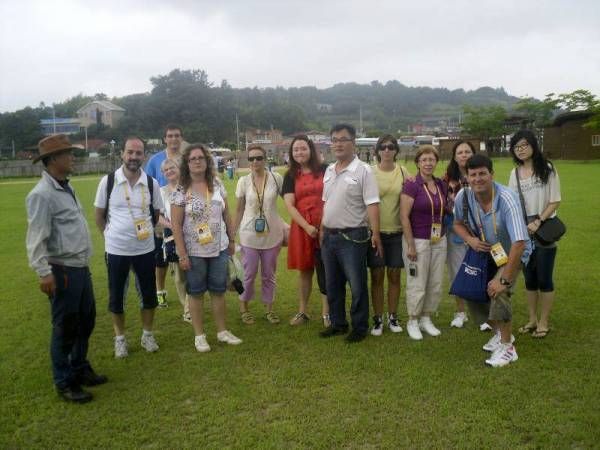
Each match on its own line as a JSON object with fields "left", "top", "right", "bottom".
{"left": 454, "top": 182, "right": 532, "bottom": 265}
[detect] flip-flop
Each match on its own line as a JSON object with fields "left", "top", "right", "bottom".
{"left": 518, "top": 323, "right": 537, "bottom": 334}
{"left": 532, "top": 328, "right": 550, "bottom": 338}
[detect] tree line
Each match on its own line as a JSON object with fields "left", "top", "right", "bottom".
{"left": 0, "top": 68, "right": 598, "bottom": 155}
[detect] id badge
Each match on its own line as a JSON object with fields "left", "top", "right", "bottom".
{"left": 490, "top": 242, "right": 508, "bottom": 267}
{"left": 134, "top": 217, "right": 151, "bottom": 241}
{"left": 254, "top": 217, "right": 266, "bottom": 233}
{"left": 430, "top": 223, "right": 442, "bottom": 243}
{"left": 196, "top": 222, "right": 214, "bottom": 245}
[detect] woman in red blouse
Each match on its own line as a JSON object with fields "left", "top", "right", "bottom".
{"left": 282, "top": 135, "right": 330, "bottom": 327}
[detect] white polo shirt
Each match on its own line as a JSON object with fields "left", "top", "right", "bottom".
{"left": 94, "top": 166, "right": 164, "bottom": 256}
{"left": 322, "top": 156, "right": 380, "bottom": 229}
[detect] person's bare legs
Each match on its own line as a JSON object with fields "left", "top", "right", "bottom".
{"left": 298, "top": 269, "right": 313, "bottom": 314}
{"left": 370, "top": 267, "right": 385, "bottom": 317}
{"left": 211, "top": 293, "right": 226, "bottom": 333}
{"left": 387, "top": 267, "right": 401, "bottom": 316}
{"left": 189, "top": 295, "right": 205, "bottom": 336}
{"left": 112, "top": 313, "right": 125, "bottom": 336}
{"left": 536, "top": 291, "right": 555, "bottom": 332}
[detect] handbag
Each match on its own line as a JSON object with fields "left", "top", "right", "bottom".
{"left": 162, "top": 228, "right": 179, "bottom": 263}
{"left": 515, "top": 168, "right": 566, "bottom": 245}
{"left": 535, "top": 217, "right": 566, "bottom": 246}
{"left": 448, "top": 189, "right": 498, "bottom": 303}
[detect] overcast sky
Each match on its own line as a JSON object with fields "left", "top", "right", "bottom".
{"left": 1, "top": 0, "right": 599, "bottom": 113}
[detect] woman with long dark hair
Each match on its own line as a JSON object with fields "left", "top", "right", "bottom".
{"left": 171, "top": 143, "right": 242, "bottom": 352}
{"left": 508, "top": 130, "right": 561, "bottom": 338}
{"left": 282, "top": 135, "right": 329, "bottom": 326}
{"left": 444, "top": 140, "right": 475, "bottom": 329}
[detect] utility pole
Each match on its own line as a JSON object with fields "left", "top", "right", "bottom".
{"left": 235, "top": 112, "right": 240, "bottom": 152}
{"left": 359, "top": 105, "right": 363, "bottom": 137}
{"left": 52, "top": 107, "right": 57, "bottom": 133}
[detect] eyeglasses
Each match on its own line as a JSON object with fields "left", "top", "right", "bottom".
{"left": 378, "top": 144, "right": 396, "bottom": 151}
{"left": 514, "top": 143, "right": 530, "bottom": 151}
{"left": 248, "top": 156, "right": 264, "bottom": 162}
{"left": 188, "top": 156, "right": 206, "bottom": 163}
{"left": 331, "top": 137, "right": 354, "bottom": 144}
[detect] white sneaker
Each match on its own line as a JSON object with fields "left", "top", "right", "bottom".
{"left": 194, "top": 334, "right": 211, "bottom": 352}
{"left": 140, "top": 333, "right": 159, "bottom": 352}
{"left": 485, "top": 344, "right": 518, "bottom": 367}
{"left": 419, "top": 316, "right": 441, "bottom": 337}
{"left": 182, "top": 312, "right": 192, "bottom": 323}
{"left": 483, "top": 332, "right": 515, "bottom": 352}
{"left": 480, "top": 322, "right": 493, "bottom": 332}
{"left": 371, "top": 316, "right": 383, "bottom": 336}
{"left": 388, "top": 314, "right": 403, "bottom": 333}
{"left": 450, "top": 312, "right": 468, "bottom": 328}
{"left": 217, "top": 330, "right": 242, "bottom": 345}
{"left": 114, "top": 337, "right": 128, "bottom": 358}
{"left": 406, "top": 319, "right": 423, "bottom": 340}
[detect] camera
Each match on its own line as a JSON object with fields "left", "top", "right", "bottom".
{"left": 409, "top": 262, "right": 417, "bottom": 277}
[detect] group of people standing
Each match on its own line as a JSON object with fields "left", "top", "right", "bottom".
{"left": 25, "top": 122, "right": 562, "bottom": 403}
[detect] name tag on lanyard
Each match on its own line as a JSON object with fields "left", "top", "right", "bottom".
{"left": 423, "top": 182, "right": 444, "bottom": 244}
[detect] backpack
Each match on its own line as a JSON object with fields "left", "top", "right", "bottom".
{"left": 103, "top": 171, "right": 157, "bottom": 225}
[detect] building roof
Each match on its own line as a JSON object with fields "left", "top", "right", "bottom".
{"left": 77, "top": 100, "right": 125, "bottom": 113}
{"left": 551, "top": 110, "right": 593, "bottom": 127}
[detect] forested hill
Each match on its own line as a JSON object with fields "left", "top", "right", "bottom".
{"left": 0, "top": 69, "right": 521, "bottom": 149}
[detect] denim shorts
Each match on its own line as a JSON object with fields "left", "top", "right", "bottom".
{"left": 367, "top": 232, "right": 404, "bottom": 269}
{"left": 185, "top": 250, "right": 229, "bottom": 295}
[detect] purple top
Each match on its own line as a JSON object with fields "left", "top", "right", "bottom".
{"left": 402, "top": 174, "right": 448, "bottom": 240}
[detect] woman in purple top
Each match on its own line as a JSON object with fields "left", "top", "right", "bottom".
{"left": 400, "top": 145, "right": 448, "bottom": 341}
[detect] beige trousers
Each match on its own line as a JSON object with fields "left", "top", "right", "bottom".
{"left": 403, "top": 236, "right": 447, "bottom": 317}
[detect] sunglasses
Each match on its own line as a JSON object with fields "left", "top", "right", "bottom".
{"left": 248, "top": 156, "right": 264, "bottom": 162}
{"left": 379, "top": 144, "right": 397, "bottom": 151}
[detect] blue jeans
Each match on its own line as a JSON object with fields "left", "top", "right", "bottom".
{"left": 49, "top": 265, "right": 96, "bottom": 389}
{"left": 185, "top": 251, "right": 229, "bottom": 295}
{"left": 322, "top": 228, "right": 370, "bottom": 334}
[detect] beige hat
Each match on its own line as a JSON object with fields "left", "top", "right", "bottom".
{"left": 34, "top": 134, "right": 76, "bottom": 163}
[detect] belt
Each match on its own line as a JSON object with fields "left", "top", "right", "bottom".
{"left": 323, "top": 226, "right": 366, "bottom": 235}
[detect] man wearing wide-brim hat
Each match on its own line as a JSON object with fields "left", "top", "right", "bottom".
{"left": 25, "top": 134, "right": 107, "bottom": 403}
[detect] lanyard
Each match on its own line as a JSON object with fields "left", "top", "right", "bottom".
{"left": 422, "top": 181, "right": 444, "bottom": 223}
{"left": 123, "top": 181, "right": 147, "bottom": 219}
{"left": 474, "top": 185, "right": 498, "bottom": 243}
{"left": 252, "top": 173, "right": 268, "bottom": 216}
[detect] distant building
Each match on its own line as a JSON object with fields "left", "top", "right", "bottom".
{"left": 77, "top": 100, "right": 125, "bottom": 128}
{"left": 40, "top": 118, "right": 81, "bottom": 135}
{"left": 544, "top": 110, "right": 600, "bottom": 160}
{"left": 316, "top": 103, "right": 333, "bottom": 113}
{"left": 438, "top": 137, "right": 483, "bottom": 160}
{"left": 245, "top": 128, "right": 283, "bottom": 145}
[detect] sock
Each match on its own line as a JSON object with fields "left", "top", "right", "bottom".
{"left": 115, "top": 335, "right": 125, "bottom": 342}
{"left": 142, "top": 329, "right": 153, "bottom": 337}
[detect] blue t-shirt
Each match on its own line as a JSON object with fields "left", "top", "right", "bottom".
{"left": 454, "top": 182, "right": 532, "bottom": 266}
{"left": 145, "top": 150, "right": 168, "bottom": 187}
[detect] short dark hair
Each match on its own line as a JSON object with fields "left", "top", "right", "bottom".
{"left": 375, "top": 134, "right": 399, "bottom": 162}
{"left": 41, "top": 156, "right": 51, "bottom": 167}
{"left": 330, "top": 123, "right": 356, "bottom": 139}
{"left": 123, "top": 136, "right": 146, "bottom": 151}
{"left": 247, "top": 144, "right": 266, "bottom": 156}
{"left": 465, "top": 154, "right": 493, "bottom": 173}
{"left": 164, "top": 124, "right": 183, "bottom": 137}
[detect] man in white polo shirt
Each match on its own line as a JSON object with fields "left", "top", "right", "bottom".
{"left": 94, "top": 136, "right": 164, "bottom": 358}
{"left": 319, "top": 123, "right": 383, "bottom": 343}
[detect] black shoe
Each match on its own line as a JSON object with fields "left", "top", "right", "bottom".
{"left": 57, "top": 385, "right": 93, "bottom": 404}
{"left": 345, "top": 330, "right": 367, "bottom": 343}
{"left": 319, "top": 326, "right": 349, "bottom": 338}
{"left": 77, "top": 367, "right": 108, "bottom": 387}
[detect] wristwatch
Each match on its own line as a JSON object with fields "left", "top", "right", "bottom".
{"left": 499, "top": 277, "right": 512, "bottom": 287}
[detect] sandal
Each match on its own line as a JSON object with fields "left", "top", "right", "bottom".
{"left": 518, "top": 323, "right": 537, "bottom": 334}
{"left": 241, "top": 311, "right": 255, "bottom": 325}
{"left": 289, "top": 312, "right": 309, "bottom": 326}
{"left": 532, "top": 328, "right": 550, "bottom": 338}
{"left": 265, "top": 311, "right": 280, "bottom": 324}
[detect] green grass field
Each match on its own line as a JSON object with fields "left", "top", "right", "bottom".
{"left": 1, "top": 159, "right": 599, "bottom": 449}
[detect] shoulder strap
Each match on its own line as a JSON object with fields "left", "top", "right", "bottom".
{"left": 514, "top": 168, "right": 529, "bottom": 223}
{"left": 271, "top": 171, "right": 281, "bottom": 195}
{"left": 147, "top": 173, "right": 157, "bottom": 225}
{"left": 462, "top": 188, "right": 479, "bottom": 238}
{"left": 104, "top": 171, "right": 115, "bottom": 222}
